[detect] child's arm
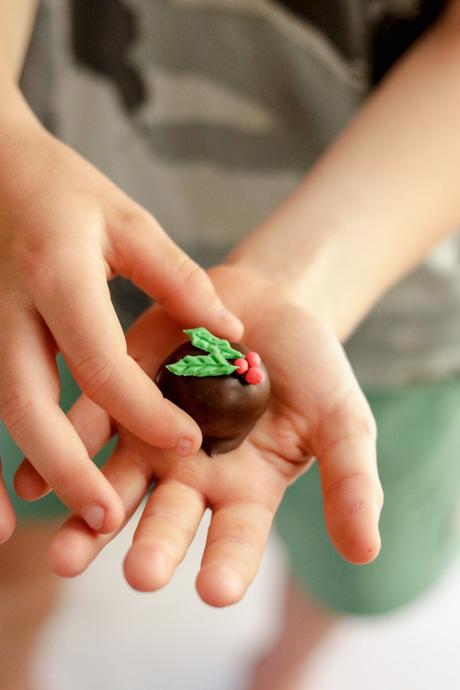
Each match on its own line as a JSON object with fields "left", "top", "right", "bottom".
{"left": 0, "top": 6, "right": 242, "bottom": 542}
{"left": 40, "top": 2, "right": 460, "bottom": 603}
{"left": 1, "top": 0, "right": 37, "bottom": 79}
{"left": 229, "top": 0, "right": 460, "bottom": 341}
{"left": 0, "top": 1, "right": 38, "bottom": 541}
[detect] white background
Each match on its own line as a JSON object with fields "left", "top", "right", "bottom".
{"left": 35, "top": 509, "right": 460, "bottom": 690}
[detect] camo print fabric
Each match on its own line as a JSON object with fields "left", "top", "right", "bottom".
{"left": 21, "top": 0, "right": 460, "bottom": 386}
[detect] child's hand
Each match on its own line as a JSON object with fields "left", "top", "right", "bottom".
{"left": 0, "top": 127, "right": 242, "bottom": 542}
{"left": 23, "top": 265, "right": 383, "bottom": 607}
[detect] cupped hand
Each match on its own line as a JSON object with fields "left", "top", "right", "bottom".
{"left": 15, "top": 265, "right": 383, "bottom": 607}
{"left": 0, "top": 126, "right": 242, "bottom": 542}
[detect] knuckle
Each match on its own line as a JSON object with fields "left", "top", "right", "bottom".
{"left": 323, "top": 472, "right": 383, "bottom": 516}
{"left": 353, "top": 409, "right": 377, "bottom": 441}
{"left": 46, "top": 462, "right": 81, "bottom": 497}
{"left": 130, "top": 206, "right": 155, "bottom": 228}
{"left": 320, "top": 390, "right": 377, "bottom": 447}
{"left": 323, "top": 471, "right": 369, "bottom": 503}
{"left": 0, "top": 385, "right": 34, "bottom": 433}
{"left": 206, "top": 535, "right": 256, "bottom": 574}
{"left": 161, "top": 257, "right": 208, "bottom": 309}
{"left": 174, "top": 257, "right": 205, "bottom": 292}
{"left": 117, "top": 205, "right": 153, "bottom": 229}
{"left": 216, "top": 533, "right": 251, "bottom": 549}
{"left": 74, "top": 354, "right": 118, "bottom": 403}
{"left": 110, "top": 207, "right": 158, "bottom": 277}
{"left": 143, "top": 510, "right": 195, "bottom": 543}
{"left": 13, "top": 232, "right": 56, "bottom": 284}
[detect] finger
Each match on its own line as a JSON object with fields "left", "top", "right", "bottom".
{"left": 196, "top": 498, "right": 275, "bottom": 608}
{"left": 126, "top": 305, "right": 183, "bottom": 374}
{"left": 0, "top": 457, "right": 16, "bottom": 543}
{"left": 16, "top": 304, "right": 188, "bottom": 504}
{"left": 48, "top": 441, "right": 151, "bottom": 577}
{"left": 15, "top": 393, "right": 113, "bottom": 502}
{"left": 29, "top": 243, "right": 202, "bottom": 455}
{"left": 14, "top": 459, "right": 50, "bottom": 501}
{"left": 67, "top": 394, "right": 114, "bottom": 457}
{"left": 14, "top": 305, "right": 182, "bottom": 503}
{"left": 0, "top": 309, "right": 124, "bottom": 533}
{"left": 271, "top": 309, "right": 383, "bottom": 565}
{"left": 123, "top": 479, "right": 206, "bottom": 592}
{"left": 109, "top": 210, "right": 243, "bottom": 340}
{"left": 313, "top": 391, "right": 383, "bottom": 565}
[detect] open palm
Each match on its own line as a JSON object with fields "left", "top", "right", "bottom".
{"left": 16, "top": 266, "right": 383, "bottom": 607}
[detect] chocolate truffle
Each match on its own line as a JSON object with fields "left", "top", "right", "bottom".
{"left": 155, "top": 328, "right": 270, "bottom": 456}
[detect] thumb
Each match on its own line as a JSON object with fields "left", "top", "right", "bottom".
{"left": 108, "top": 209, "right": 243, "bottom": 340}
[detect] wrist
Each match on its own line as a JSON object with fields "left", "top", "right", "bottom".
{"left": 0, "top": 114, "right": 54, "bottom": 232}
{"left": 0, "top": 64, "right": 42, "bottom": 134}
{"left": 214, "top": 253, "right": 345, "bottom": 343}
{"left": 0, "top": 1, "right": 37, "bottom": 80}
{"left": 224, "top": 223, "right": 352, "bottom": 341}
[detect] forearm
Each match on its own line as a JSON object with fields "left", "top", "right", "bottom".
{"left": 228, "top": 3, "right": 460, "bottom": 340}
{"left": 0, "top": 0, "right": 41, "bottom": 136}
{"left": 1, "top": 0, "right": 37, "bottom": 80}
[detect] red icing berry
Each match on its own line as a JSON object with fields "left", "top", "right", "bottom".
{"left": 245, "top": 367, "right": 264, "bottom": 385}
{"left": 246, "top": 351, "right": 261, "bottom": 368}
{"left": 234, "top": 358, "right": 249, "bottom": 375}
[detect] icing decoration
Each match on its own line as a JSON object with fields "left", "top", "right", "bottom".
{"left": 246, "top": 351, "right": 261, "bottom": 368}
{"left": 166, "top": 352, "right": 236, "bottom": 377}
{"left": 245, "top": 367, "right": 264, "bottom": 385}
{"left": 234, "top": 358, "right": 249, "bottom": 375}
{"left": 165, "top": 328, "right": 265, "bottom": 385}
{"left": 166, "top": 327, "right": 243, "bottom": 377}
{"left": 183, "top": 327, "right": 243, "bottom": 359}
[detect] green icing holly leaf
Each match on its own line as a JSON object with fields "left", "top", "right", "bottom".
{"left": 166, "top": 352, "right": 237, "bottom": 377}
{"left": 166, "top": 327, "right": 243, "bottom": 377}
{"left": 183, "top": 327, "right": 243, "bottom": 360}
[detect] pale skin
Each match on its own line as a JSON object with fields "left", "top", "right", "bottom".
{"left": 21, "top": 268, "right": 382, "bottom": 607}
{"left": 0, "top": 1, "right": 244, "bottom": 540}
{"left": 2, "top": 1, "right": 460, "bottom": 689}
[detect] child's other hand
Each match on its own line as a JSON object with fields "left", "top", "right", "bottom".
{"left": 0, "top": 127, "right": 242, "bottom": 542}
{"left": 29, "top": 265, "right": 383, "bottom": 607}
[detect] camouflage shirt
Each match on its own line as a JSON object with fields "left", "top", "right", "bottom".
{"left": 21, "top": 0, "right": 460, "bottom": 386}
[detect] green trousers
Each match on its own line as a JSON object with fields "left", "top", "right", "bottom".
{"left": 275, "top": 379, "right": 460, "bottom": 614}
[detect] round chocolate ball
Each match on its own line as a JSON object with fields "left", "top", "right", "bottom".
{"left": 155, "top": 342, "right": 270, "bottom": 456}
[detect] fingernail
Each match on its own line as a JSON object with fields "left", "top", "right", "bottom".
{"left": 216, "top": 305, "right": 243, "bottom": 329}
{"left": 81, "top": 504, "right": 105, "bottom": 531}
{"left": 174, "top": 438, "right": 194, "bottom": 456}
